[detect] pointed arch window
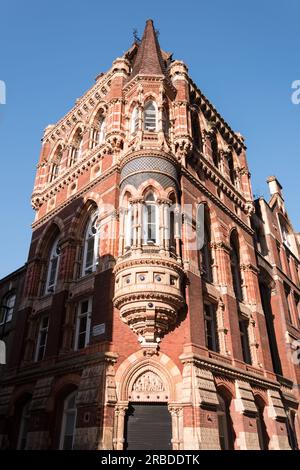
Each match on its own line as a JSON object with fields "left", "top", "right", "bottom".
{"left": 143, "top": 192, "right": 159, "bottom": 245}
{"left": 17, "top": 399, "right": 31, "bottom": 450}
{"left": 162, "top": 108, "right": 170, "bottom": 137}
{"left": 131, "top": 106, "right": 139, "bottom": 135}
{"left": 255, "top": 397, "right": 269, "bottom": 450}
{"left": 239, "top": 316, "right": 252, "bottom": 364}
{"left": 98, "top": 117, "right": 106, "bottom": 145}
{"left": 191, "top": 110, "right": 201, "bottom": 150}
{"left": 201, "top": 218, "right": 213, "bottom": 282}
{"left": 46, "top": 236, "right": 61, "bottom": 293}
{"left": 82, "top": 210, "right": 100, "bottom": 276}
{"left": 59, "top": 391, "right": 77, "bottom": 450}
{"left": 228, "top": 154, "right": 235, "bottom": 185}
{"left": 70, "top": 130, "right": 83, "bottom": 165}
{"left": 217, "top": 393, "right": 234, "bottom": 450}
{"left": 230, "top": 232, "right": 243, "bottom": 301}
{"left": 144, "top": 101, "right": 157, "bottom": 132}
{"left": 49, "top": 146, "right": 63, "bottom": 182}
{"left": 125, "top": 203, "right": 134, "bottom": 250}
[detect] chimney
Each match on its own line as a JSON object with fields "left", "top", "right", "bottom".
{"left": 267, "top": 176, "right": 283, "bottom": 198}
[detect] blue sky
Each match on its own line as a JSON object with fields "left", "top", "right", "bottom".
{"left": 0, "top": 0, "right": 299, "bottom": 278}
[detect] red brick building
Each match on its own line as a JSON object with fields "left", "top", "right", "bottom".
{"left": 0, "top": 19, "right": 299, "bottom": 450}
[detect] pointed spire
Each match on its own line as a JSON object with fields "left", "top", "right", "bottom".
{"left": 131, "top": 19, "right": 165, "bottom": 78}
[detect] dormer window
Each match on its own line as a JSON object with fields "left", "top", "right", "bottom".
{"left": 144, "top": 101, "right": 157, "bottom": 132}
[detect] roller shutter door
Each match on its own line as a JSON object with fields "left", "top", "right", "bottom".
{"left": 125, "top": 403, "right": 172, "bottom": 450}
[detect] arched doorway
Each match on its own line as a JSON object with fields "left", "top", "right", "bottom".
{"left": 125, "top": 370, "right": 171, "bottom": 450}
{"left": 114, "top": 353, "right": 183, "bottom": 451}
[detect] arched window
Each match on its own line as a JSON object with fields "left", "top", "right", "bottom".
{"left": 49, "top": 146, "right": 63, "bottom": 182}
{"left": 191, "top": 110, "right": 201, "bottom": 150}
{"left": 45, "top": 236, "right": 60, "bottom": 293}
{"left": 143, "top": 192, "right": 159, "bottom": 244}
{"left": 130, "top": 106, "right": 139, "bottom": 135}
{"left": 227, "top": 154, "right": 235, "bottom": 185}
{"left": 125, "top": 203, "right": 134, "bottom": 250}
{"left": 17, "top": 398, "right": 31, "bottom": 450}
{"left": 144, "top": 101, "right": 157, "bottom": 132}
{"left": 167, "top": 193, "right": 177, "bottom": 253}
{"left": 211, "top": 134, "right": 219, "bottom": 168}
{"left": 0, "top": 292, "right": 16, "bottom": 324}
{"left": 217, "top": 392, "right": 234, "bottom": 450}
{"left": 255, "top": 397, "right": 269, "bottom": 450}
{"left": 286, "top": 409, "right": 299, "bottom": 450}
{"left": 230, "top": 231, "right": 243, "bottom": 301}
{"left": 279, "top": 219, "right": 291, "bottom": 248}
{"left": 70, "top": 130, "right": 83, "bottom": 165}
{"left": 98, "top": 117, "right": 106, "bottom": 145}
{"left": 201, "top": 216, "right": 213, "bottom": 282}
{"left": 59, "top": 391, "right": 77, "bottom": 450}
{"left": 82, "top": 210, "right": 99, "bottom": 276}
{"left": 162, "top": 108, "right": 170, "bottom": 137}
{"left": 239, "top": 316, "right": 252, "bottom": 364}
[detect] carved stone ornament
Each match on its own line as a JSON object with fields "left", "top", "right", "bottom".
{"left": 129, "top": 370, "right": 168, "bottom": 402}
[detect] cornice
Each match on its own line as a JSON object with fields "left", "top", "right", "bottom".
{"left": 181, "top": 167, "right": 254, "bottom": 236}
{"left": 198, "top": 153, "right": 248, "bottom": 208}
{"left": 43, "top": 71, "right": 113, "bottom": 143}
{"left": 32, "top": 143, "right": 112, "bottom": 207}
{"left": 31, "top": 163, "right": 120, "bottom": 230}
{"left": 180, "top": 352, "right": 294, "bottom": 392}
{"left": 189, "top": 77, "right": 246, "bottom": 152}
{"left": 119, "top": 148, "right": 179, "bottom": 170}
{"left": 114, "top": 256, "right": 184, "bottom": 275}
{"left": 124, "top": 73, "right": 176, "bottom": 96}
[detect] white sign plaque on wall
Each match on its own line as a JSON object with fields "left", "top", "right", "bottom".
{"left": 93, "top": 323, "right": 105, "bottom": 337}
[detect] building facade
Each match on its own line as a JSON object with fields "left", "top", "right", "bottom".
{"left": 0, "top": 19, "right": 299, "bottom": 450}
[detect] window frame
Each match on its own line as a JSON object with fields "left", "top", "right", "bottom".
{"left": 45, "top": 236, "right": 61, "bottom": 293}
{"left": 142, "top": 192, "right": 159, "bottom": 245}
{"left": 74, "top": 297, "right": 92, "bottom": 350}
{"left": 98, "top": 117, "right": 106, "bottom": 145}
{"left": 35, "top": 315, "right": 49, "bottom": 362}
{"left": 239, "top": 317, "right": 252, "bottom": 365}
{"left": 144, "top": 101, "right": 157, "bottom": 132}
{"left": 59, "top": 391, "right": 77, "bottom": 450}
{"left": 81, "top": 211, "right": 100, "bottom": 277}
{"left": 204, "top": 303, "right": 219, "bottom": 352}
{"left": 0, "top": 292, "right": 16, "bottom": 325}
{"left": 17, "top": 400, "right": 31, "bottom": 450}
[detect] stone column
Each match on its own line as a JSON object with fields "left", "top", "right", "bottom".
{"left": 113, "top": 404, "right": 128, "bottom": 450}
{"left": 169, "top": 405, "right": 183, "bottom": 450}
